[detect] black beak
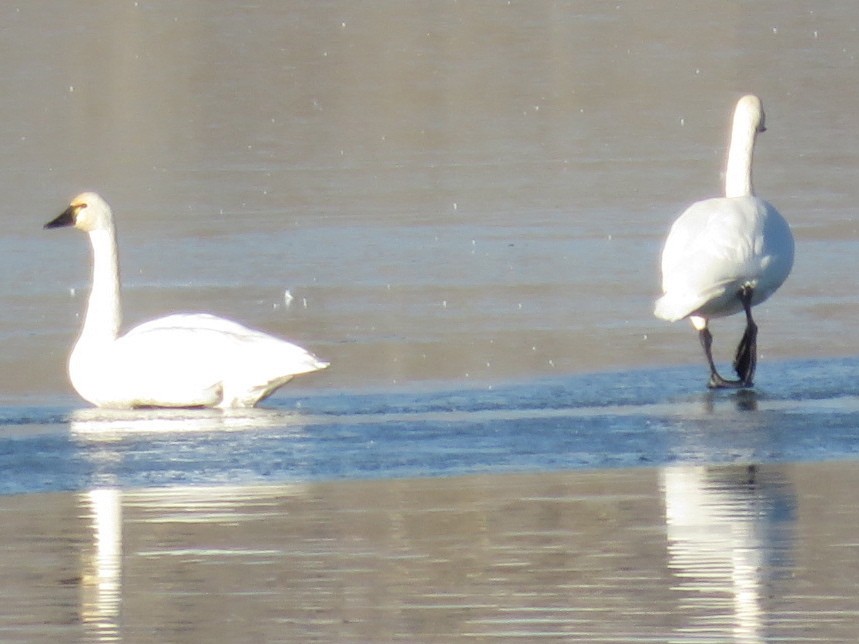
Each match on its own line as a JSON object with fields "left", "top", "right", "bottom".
{"left": 44, "top": 206, "right": 76, "bottom": 229}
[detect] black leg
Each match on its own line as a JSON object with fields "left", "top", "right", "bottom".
{"left": 699, "top": 327, "right": 744, "bottom": 389}
{"left": 732, "top": 285, "right": 758, "bottom": 386}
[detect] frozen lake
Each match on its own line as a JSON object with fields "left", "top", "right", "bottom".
{"left": 0, "top": 1, "right": 858, "bottom": 641}
{"left": 1, "top": 357, "right": 859, "bottom": 494}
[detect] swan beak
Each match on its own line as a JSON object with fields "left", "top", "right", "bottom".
{"left": 44, "top": 206, "right": 77, "bottom": 229}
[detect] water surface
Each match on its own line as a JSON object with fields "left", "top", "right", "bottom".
{"left": 0, "top": 2, "right": 858, "bottom": 641}
{"left": 2, "top": 461, "right": 858, "bottom": 642}
{"left": 0, "top": 1, "right": 857, "bottom": 395}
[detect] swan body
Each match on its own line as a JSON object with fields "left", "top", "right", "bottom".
{"left": 46, "top": 193, "right": 328, "bottom": 409}
{"left": 655, "top": 95, "right": 794, "bottom": 387}
{"left": 655, "top": 195, "right": 793, "bottom": 322}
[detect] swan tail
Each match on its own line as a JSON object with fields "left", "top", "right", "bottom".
{"left": 220, "top": 354, "right": 328, "bottom": 408}
{"left": 271, "top": 342, "right": 329, "bottom": 376}
{"left": 654, "top": 293, "right": 693, "bottom": 322}
{"left": 289, "top": 355, "right": 329, "bottom": 376}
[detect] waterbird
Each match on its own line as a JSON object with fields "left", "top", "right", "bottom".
{"left": 654, "top": 95, "right": 794, "bottom": 388}
{"left": 45, "top": 192, "right": 328, "bottom": 408}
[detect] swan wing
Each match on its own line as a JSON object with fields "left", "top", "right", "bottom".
{"left": 125, "top": 313, "right": 259, "bottom": 337}
{"left": 99, "top": 327, "right": 228, "bottom": 407}
{"left": 124, "top": 314, "right": 328, "bottom": 374}
{"left": 99, "top": 314, "right": 328, "bottom": 407}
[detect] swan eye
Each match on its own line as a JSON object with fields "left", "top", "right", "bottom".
{"left": 68, "top": 203, "right": 88, "bottom": 221}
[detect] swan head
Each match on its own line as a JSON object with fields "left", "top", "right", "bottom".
{"left": 733, "top": 94, "right": 766, "bottom": 135}
{"left": 45, "top": 192, "right": 113, "bottom": 233}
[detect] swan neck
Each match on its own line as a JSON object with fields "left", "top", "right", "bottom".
{"left": 81, "top": 226, "right": 122, "bottom": 342}
{"left": 724, "top": 116, "right": 757, "bottom": 198}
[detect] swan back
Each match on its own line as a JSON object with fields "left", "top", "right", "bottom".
{"left": 655, "top": 195, "right": 793, "bottom": 321}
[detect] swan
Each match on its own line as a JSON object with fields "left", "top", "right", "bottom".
{"left": 45, "top": 192, "right": 329, "bottom": 408}
{"left": 654, "top": 95, "right": 794, "bottom": 388}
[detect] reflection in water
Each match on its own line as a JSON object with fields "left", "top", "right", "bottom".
{"left": 662, "top": 465, "right": 794, "bottom": 643}
{"left": 14, "top": 462, "right": 859, "bottom": 640}
{"left": 70, "top": 409, "right": 298, "bottom": 642}
{"left": 66, "top": 406, "right": 314, "bottom": 490}
{"left": 77, "top": 483, "right": 314, "bottom": 644}
{"left": 70, "top": 407, "right": 311, "bottom": 641}
{"left": 700, "top": 388, "right": 759, "bottom": 414}
{"left": 68, "top": 407, "right": 302, "bottom": 437}
{"left": 80, "top": 488, "right": 122, "bottom": 642}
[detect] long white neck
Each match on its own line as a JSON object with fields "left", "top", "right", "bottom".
{"left": 80, "top": 226, "right": 122, "bottom": 343}
{"left": 724, "top": 113, "right": 758, "bottom": 198}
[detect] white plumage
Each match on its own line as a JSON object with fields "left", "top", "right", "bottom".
{"left": 655, "top": 196, "right": 793, "bottom": 322}
{"left": 655, "top": 95, "right": 794, "bottom": 387}
{"left": 46, "top": 192, "right": 328, "bottom": 408}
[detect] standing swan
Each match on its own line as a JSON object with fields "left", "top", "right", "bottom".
{"left": 45, "top": 192, "right": 329, "bottom": 408}
{"left": 654, "top": 95, "right": 794, "bottom": 388}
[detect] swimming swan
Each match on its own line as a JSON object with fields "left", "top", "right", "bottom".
{"left": 45, "top": 192, "right": 329, "bottom": 408}
{"left": 654, "top": 95, "right": 794, "bottom": 388}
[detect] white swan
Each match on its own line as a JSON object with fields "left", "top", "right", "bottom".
{"left": 45, "top": 192, "right": 329, "bottom": 408}
{"left": 655, "top": 95, "right": 794, "bottom": 388}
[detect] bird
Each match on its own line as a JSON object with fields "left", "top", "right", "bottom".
{"left": 45, "top": 192, "right": 329, "bottom": 409}
{"left": 654, "top": 95, "right": 794, "bottom": 388}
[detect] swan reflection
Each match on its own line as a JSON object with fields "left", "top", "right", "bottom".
{"left": 706, "top": 388, "right": 758, "bottom": 413}
{"left": 661, "top": 464, "right": 794, "bottom": 643}
{"left": 68, "top": 406, "right": 304, "bottom": 437}
{"left": 67, "top": 406, "right": 315, "bottom": 490}
{"left": 77, "top": 482, "right": 308, "bottom": 642}
{"left": 70, "top": 405, "right": 313, "bottom": 641}
{"left": 80, "top": 487, "right": 122, "bottom": 642}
